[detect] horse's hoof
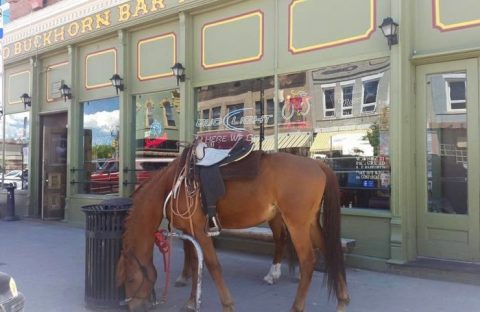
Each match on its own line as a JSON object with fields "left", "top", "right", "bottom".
{"left": 180, "top": 300, "right": 196, "bottom": 312}
{"left": 336, "top": 300, "right": 349, "bottom": 312}
{"left": 174, "top": 276, "right": 189, "bottom": 287}
{"left": 174, "top": 280, "right": 188, "bottom": 287}
{"left": 222, "top": 303, "right": 235, "bottom": 312}
{"left": 179, "top": 306, "right": 195, "bottom": 312}
{"left": 263, "top": 275, "right": 275, "bottom": 285}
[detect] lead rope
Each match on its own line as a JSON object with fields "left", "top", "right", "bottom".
{"left": 157, "top": 147, "right": 201, "bottom": 304}
{"left": 154, "top": 229, "right": 171, "bottom": 303}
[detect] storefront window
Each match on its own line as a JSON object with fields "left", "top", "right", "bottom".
{"left": 80, "top": 97, "right": 119, "bottom": 194}
{"left": 426, "top": 73, "right": 467, "bottom": 214}
{"left": 308, "top": 58, "right": 391, "bottom": 209}
{"left": 193, "top": 58, "right": 390, "bottom": 210}
{"left": 3, "top": 112, "right": 29, "bottom": 190}
{"left": 133, "top": 90, "right": 180, "bottom": 188}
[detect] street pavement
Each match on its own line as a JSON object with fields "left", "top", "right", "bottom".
{"left": 1, "top": 219, "right": 480, "bottom": 312}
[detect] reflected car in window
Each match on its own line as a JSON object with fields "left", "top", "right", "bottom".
{"left": 0, "top": 272, "right": 25, "bottom": 312}
{"left": 89, "top": 158, "right": 173, "bottom": 194}
{"left": 1, "top": 170, "right": 28, "bottom": 190}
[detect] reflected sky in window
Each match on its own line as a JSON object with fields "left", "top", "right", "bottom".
{"left": 83, "top": 97, "right": 119, "bottom": 146}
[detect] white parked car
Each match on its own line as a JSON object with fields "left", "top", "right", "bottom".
{"left": 2, "top": 170, "right": 28, "bottom": 189}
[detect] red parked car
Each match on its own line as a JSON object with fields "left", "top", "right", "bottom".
{"left": 89, "top": 158, "right": 173, "bottom": 194}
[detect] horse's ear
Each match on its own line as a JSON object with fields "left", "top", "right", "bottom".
{"left": 116, "top": 253, "right": 126, "bottom": 287}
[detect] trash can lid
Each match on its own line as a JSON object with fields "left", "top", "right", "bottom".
{"left": 81, "top": 197, "right": 133, "bottom": 213}
{"left": 100, "top": 197, "right": 133, "bottom": 207}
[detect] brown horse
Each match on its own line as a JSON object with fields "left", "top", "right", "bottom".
{"left": 117, "top": 152, "right": 349, "bottom": 312}
{"left": 174, "top": 213, "right": 290, "bottom": 287}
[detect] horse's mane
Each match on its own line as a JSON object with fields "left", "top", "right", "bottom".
{"left": 121, "top": 156, "right": 183, "bottom": 252}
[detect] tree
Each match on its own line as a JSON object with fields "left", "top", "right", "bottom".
{"left": 364, "top": 123, "right": 380, "bottom": 155}
{"left": 93, "top": 144, "right": 114, "bottom": 159}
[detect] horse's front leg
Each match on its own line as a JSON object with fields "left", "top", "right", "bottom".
{"left": 182, "top": 241, "right": 199, "bottom": 312}
{"left": 195, "top": 232, "right": 235, "bottom": 312}
{"left": 175, "top": 240, "right": 193, "bottom": 287}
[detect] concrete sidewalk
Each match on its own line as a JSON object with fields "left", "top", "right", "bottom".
{"left": 1, "top": 219, "right": 480, "bottom": 312}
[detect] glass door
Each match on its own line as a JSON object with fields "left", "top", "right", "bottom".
{"left": 416, "top": 59, "right": 480, "bottom": 261}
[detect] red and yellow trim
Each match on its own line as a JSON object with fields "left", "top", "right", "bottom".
{"left": 288, "top": 0, "right": 376, "bottom": 54}
{"left": 201, "top": 10, "right": 264, "bottom": 69}
{"left": 137, "top": 32, "right": 176, "bottom": 81}
{"left": 85, "top": 48, "right": 117, "bottom": 89}
{"left": 432, "top": 0, "right": 480, "bottom": 31}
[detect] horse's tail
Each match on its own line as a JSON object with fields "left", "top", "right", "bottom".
{"left": 285, "top": 230, "right": 297, "bottom": 276}
{"left": 318, "top": 161, "right": 346, "bottom": 298}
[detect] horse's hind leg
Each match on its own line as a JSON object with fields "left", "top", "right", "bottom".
{"left": 284, "top": 224, "right": 316, "bottom": 312}
{"left": 175, "top": 240, "right": 193, "bottom": 287}
{"left": 264, "top": 213, "right": 287, "bottom": 285}
{"left": 311, "top": 220, "right": 350, "bottom": 312}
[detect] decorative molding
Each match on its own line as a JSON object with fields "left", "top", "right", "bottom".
{"left": 432, "top": 0, "right": 480, "bottom": 31}
{"left": 288, "top": 0, "right": 376, "bottom": 54}
{"left": 3, "top": 0, "right": 129, "bottom": 45}
{"left": 85, "top": 48, "right": 117, "bottom": 89}
{"left": 137, "top": 33, "right": 176, "bottom": 81}
{"left": 8, "top": 70, "right": 31, "bottom": 105}
{"left": 201, "top": 10, "right": 264, "bottom": 69}
{"left": 46, "top": 61, "right": 69, "bottom": 103}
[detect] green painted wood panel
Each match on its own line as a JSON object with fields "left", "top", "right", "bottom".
{"left": 130, "top": 21, "right": 179, "bottom": 94}
{"left": 40, "top": 53, "right": 70, "bottom": 113}
{"left": 193, "top": 0, "right": 274, "bottom": 86}
{"left": 138, "top": 33, "right": 176, "bottom": 81}
{"left": 202, "top": 10, "right": 263, "bottom": 69}
{"left": 86, "top": 48, "right": 117, "bottom": 89}
{"left": 278, "top": 0, "right": 390, "bottom": 74}
{"left": 78, "top": 37, "right": 119, "bottom": 101}
{"left": 415, "top": 0, "right": 480, "bottom": 55}
{"left": 341, "top": 214, "right": 391, "bottom": 259}
{"left": 7, "top": 70, "right": 31, "bottom": 106}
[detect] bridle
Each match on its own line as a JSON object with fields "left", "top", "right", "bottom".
{"left": 120, "top": 251, "right": 157, "bottom": 309}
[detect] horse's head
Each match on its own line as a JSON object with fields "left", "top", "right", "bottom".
{"left": 117, "top": 250, "right": 158, "bottom": 312}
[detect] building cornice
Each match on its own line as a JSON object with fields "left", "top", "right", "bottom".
{"left": 3, "top": 0, "right": 130, "bottom": 45}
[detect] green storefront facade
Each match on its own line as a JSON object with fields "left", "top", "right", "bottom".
{"left": 1, "top": 0, "right": 479, "bottom": 271}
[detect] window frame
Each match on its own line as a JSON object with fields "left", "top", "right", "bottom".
{"left": 361, "top": 73, "right": 383, "bottom": 113}
{"left": 321, "top": 83, "right": 336, "bottom": 118}
{"left": 444, "top": 73, "right": 467, "bottom": 113}
{"left": 340, "top": 80, "right": 355, "bottom": 117}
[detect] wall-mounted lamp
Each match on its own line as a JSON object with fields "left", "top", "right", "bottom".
{"left": 379, "top": 17, "right": 399, "bottom": 49}
{"left": 59, "top": 83, "right": 72, "bottom": 102}
{"left": 171, "top": 63, "right": 185, "bottom": 86}
{"left": 20, "top": 93, "right": 32, "bottom": 110}
{"left": 110, "top": 74, "right": 124, "bottom": 94}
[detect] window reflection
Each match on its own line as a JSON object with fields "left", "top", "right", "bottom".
{"left": 309, "top": 57, "right": 391, "bottom": 209}
{"left": 3, "top": 112, "right": 30, "bottom": 190}
{"left": 133, "top": 90, "right": 180, "bottom": 189}
{"left": 193, "top": 57, "right": 391, "bottom": 210}
{"left": 80, "top": 97, "right": 119, "bottom": 194}
{"left": 427, "top": 73, "right": 467, "bottom": 214}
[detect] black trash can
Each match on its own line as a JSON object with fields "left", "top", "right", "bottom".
{"left": 3, "top": 184, "right": 19, "bottom": 221}
{"left": 82, "top": 197, "right": 132, "bottom": 310}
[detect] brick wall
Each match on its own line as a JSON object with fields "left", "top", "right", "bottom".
{"left": 9, "top": 0, "right": 63, "bottom": 21}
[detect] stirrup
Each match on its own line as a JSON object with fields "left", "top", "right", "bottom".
{"left": 205, "top": 215, "right": 221, "bottom": 237}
